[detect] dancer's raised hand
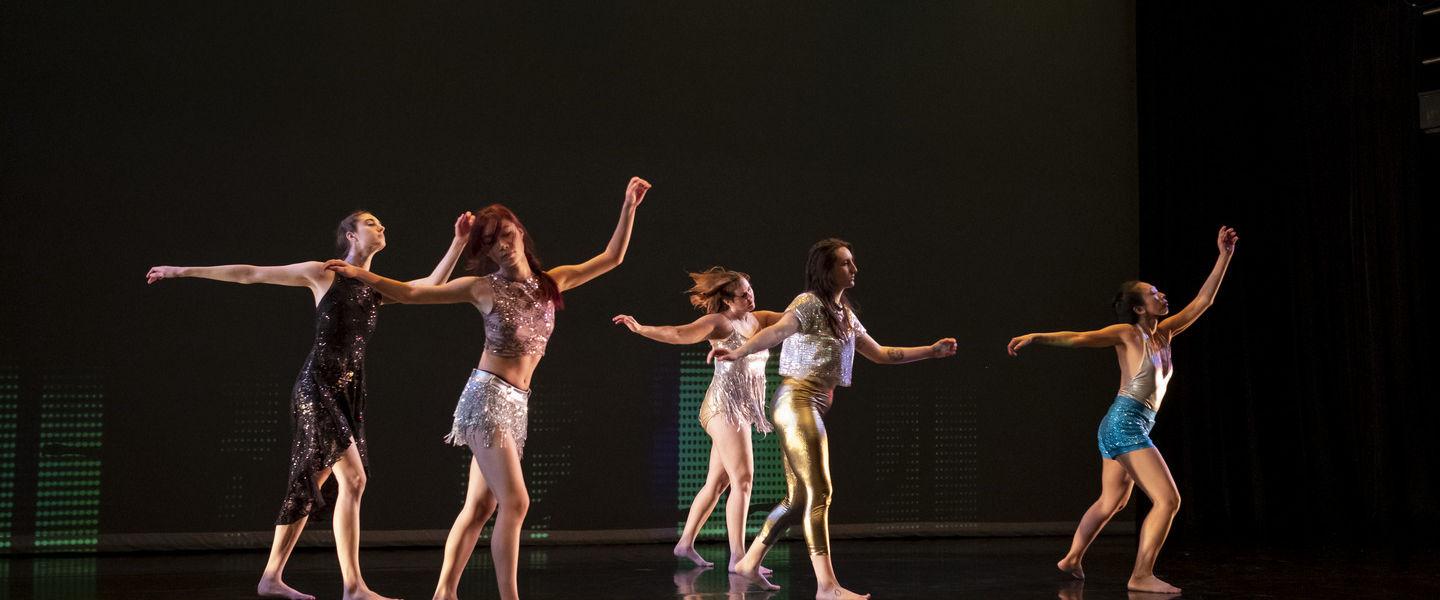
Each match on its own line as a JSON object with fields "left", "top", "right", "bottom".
{"left": 625, "top": 177, "right": 652, "bottom": 209}
{"left": 454, "top": 212, "right": 475, "bottom": 240}
{"left": 932, "top": 338, "right": 958, "bottom": 358}
{"left": 1217, "top": 225, "right": 1239, "bottom": 256}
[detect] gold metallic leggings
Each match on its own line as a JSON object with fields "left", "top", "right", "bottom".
{"left": 755, "top": 377, "right": 835, "bottom": 556}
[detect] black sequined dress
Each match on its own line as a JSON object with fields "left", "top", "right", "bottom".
{"left": 275, "top": 274, "right": 379, "bottom": 525}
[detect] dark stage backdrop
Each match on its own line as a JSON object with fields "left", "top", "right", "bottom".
{"left": 2, "top": 2, "right": 1139, "bottom": 551}
{"left": 1136, "top": 0, "right": 1439, "bottom": 542}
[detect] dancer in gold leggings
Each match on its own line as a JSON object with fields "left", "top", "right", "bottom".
{"left": 711, "top": 238, "right": 957, "bottom": 600}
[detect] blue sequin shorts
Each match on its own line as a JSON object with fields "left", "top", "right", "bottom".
{"left": 1096, "top": 395, "right": 1157, "bottom": 460}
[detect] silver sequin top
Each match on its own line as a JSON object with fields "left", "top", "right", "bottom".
{"left": 778, "top": 292, "right": 864, "bottom": 388}
{"left": 708, "top": 325, "right": 772, "bottom": 432}
{"left": 1118, "top": 325, "right": 1173, "bottom": 412}
{"left": 482, "top": 273, "right": 555, "bottom": 357}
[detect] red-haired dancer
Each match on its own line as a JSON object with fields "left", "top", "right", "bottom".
{"left": 326, "top": 177, "right": 652, "bottom": 600}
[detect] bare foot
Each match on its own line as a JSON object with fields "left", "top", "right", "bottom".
{"left": 728, "top": 557, "right": 773, "bottom": 576}
{"left": 342, "top": 588, "right": 400, "bottom": 600}
{"left": 257, "top": 576, "right": 315, "bottom": 600}
{"left": 1127, "top": 574, "right": 1181, "bottom": 594}
{"left": 673, "top": 543, "right": 715, "bottom": 568}
{"left": 1057, "top": 557, "right": 1085, "bottom": 580}
{"left": 734, "top": 559, "right": 781, "bottom": 591}
{"left": 817, "top": 584, "right": 870, "bottom": 599}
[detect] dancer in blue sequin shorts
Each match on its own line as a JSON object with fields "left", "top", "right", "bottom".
{"left": 1008, "top": 226, "right": 1239, "bottom": 595}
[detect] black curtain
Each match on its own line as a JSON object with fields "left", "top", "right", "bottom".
{"left": 1137, "top": 1, "right": 1436, "bottom": 542}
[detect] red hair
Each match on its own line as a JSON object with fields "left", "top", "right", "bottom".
{"left": 464, "top": 204, "right": 564, "bottom": 310}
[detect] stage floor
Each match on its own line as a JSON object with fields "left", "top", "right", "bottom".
{"left": 3, "top": 536, "right": 1437, "bottom": 599}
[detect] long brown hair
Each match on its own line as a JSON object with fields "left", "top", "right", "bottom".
{"left": 464, "top": 204, "right": 564, "bottom": 309}
{"left": 686, "top": 267, "right": 749, "bottom": 314}
{"left": 804, "top": 238, "right": 857, "bottom": 337}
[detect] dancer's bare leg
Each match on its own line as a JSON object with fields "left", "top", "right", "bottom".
{"left": 259, "top": 466, "right": 335, "bottom": 599}
{"left": 330, "top": 441, "right": 397, "bottom": 600}
{"left": 707, "top": 421, "right": 771, "bottom": 575}
{"left": 675, "top": 444, "right": 727, "bottom": 568}
{"left": 469, "top": 437, "right": 529, "bottom": 600}
{"left": 1116, "top": 448, "right": 1181, "bottom": 594}
{"left": 1058, "top": 459, "right": 1134, "bottom": 580}
{"left": 259, "top": 520, "right": 316, "bottom": 600}
{"left": 433, "top": 456, "right": 499, "bottom": 600}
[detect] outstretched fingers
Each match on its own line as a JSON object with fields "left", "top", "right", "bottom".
{"left": 612, "top": 314, "right": 641, "bottom": 332}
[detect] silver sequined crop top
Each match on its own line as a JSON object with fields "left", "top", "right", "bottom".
{"left": 778, "top": 292, "right": 864, "bottom": 388}
{"left": 1117, "top": 325, "right": 1173, "bottom": 412}
{"left": 482, "top": 273, "right": 555, "bottom": 358}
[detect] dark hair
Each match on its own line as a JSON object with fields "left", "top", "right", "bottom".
{"left": 686, "top": 267, "right": 750, "bottom": 314}
{"left": 464, "top": 204, "right": 564, "bottom": 310}
{"left": 1113, "top": 280, "right": 1145, "bottom": 324}
{"left": 335, "top": 210, "right": 372, "bottom": 257}
{"left": 804, "top": 238, "right": 857, "bottom": 337}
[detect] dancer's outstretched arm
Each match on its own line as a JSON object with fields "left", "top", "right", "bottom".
{"left": 613, "top": 313, "right": 729, "bottom": 345}
{"left": 549, "top": 177, "right": 652, "bottom": 292}
{"left": 146, "top": 261, "right": 328, "bottom": 289}
{"left": 1158, "top": 226, "right": 1238, "bottom": 338}
{"left": 856, "top": 334, "right": 957, "bottom": 364}
{"left": 709, "top": 312, "right": 801, "bottom": 362}
{"left": 404, "top": 212, "right": 475, "bottom": 287}
{"left": 325, "top": 261, "right": 487, "bottom": 306}
{"left": 1007, "top": 324, "right": 1133, "bottom": 356}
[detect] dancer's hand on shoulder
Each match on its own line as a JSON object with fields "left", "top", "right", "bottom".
{"left": 932, "top": 338, "right": 958, "bottom": 358}
{"left": 1006, "top": 334, "right": 1036, "bottom": 356}
{"left": 1217, "top": 225, "right": 1239, "bottom": 256}
{"left": 613, "top": 314, "right": 643, "bottom": 333}
{"left": 625, "top": 176, "right": 652, "bottom": 209}
{"left": 146, "top": 266, "right": 179, "bottom": 284}
{"left": 324, "top": 259, "right": 364, "bottom": 279}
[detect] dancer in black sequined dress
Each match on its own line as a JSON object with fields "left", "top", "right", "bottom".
{"left": 147, "top": 210, "right": 473, "bottom": 600}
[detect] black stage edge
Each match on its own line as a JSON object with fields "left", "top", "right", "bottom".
{"left": 2, "top": 537, "right": 1437, "bottom": 599}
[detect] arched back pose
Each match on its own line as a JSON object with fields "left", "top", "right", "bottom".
{"left": 711, "top": 238, "right": 957, "bottom": 600}
{"left": 613, "top": 267, "right": 781, "bottom": 573}
{"left": 146, "top": 211, "right": 473, "bottom": 600}
{"left": 1006, "top": 226, "right": 1238, "bottom": 595}
{"left": 325, "top": 177, "right": 652, "bottom": 600}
